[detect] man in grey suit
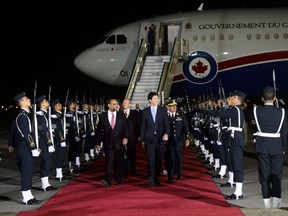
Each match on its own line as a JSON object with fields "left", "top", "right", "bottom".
{"left": 140, "top": 92, "right": 170, "bottom": 186}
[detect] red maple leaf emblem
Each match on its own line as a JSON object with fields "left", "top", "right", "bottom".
{"left": 192, "top": 60, "right": 208, "bottom": 74}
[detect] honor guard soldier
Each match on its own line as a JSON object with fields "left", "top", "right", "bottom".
{"left": 82, "top": 102, "right": 96, "bottom": 163}
{"left": 50, "top": 99, "right": 67, "bottom": 181}
{"left": 253, "top": 86, "right": 288, "bottom": 208}
{"left": 65, "top": 99, "right": 78, "bottom": 173}
{"left": 36, "top": 95, "right": 57, "bottom": 191}
{"left": 166, "top": 99, "right": 190, "bottom": 183}
{"left": 11, "top": 92, "right": 41, "bottom": 205}
{"left": 217, "top": 90, "right": 246, "bottom": 200}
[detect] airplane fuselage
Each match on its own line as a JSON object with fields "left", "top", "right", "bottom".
{"left": 74, "top": 7, "right": 288, "bottom": 100}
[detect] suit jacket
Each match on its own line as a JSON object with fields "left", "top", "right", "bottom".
{"left": 140, "top": 105, "right": 170, "bottom": 145}
{"left": 254, "top": 105, "right": 288, "bottom": 155}
{"left": 122, "top": 109, "right": 141, "bottom": 148}
{"left": 96, "top": 111, "right": 129, "bottom": 151}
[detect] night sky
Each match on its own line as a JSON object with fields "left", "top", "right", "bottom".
{"left": 1, "top": 0, "right": 288, "bottom": 105}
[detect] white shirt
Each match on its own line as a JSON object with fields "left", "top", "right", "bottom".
{"left": 108, "top": 111, "right": 116, "bottom": 125}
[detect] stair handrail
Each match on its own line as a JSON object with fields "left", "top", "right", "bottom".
{"left": 157, "top": 37, "right": 181, "bottom": 103}
{"left": 125, "top": 39, "right": 149, "bottom": 100}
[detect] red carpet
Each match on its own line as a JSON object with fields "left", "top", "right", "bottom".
{"left": 18, "top": 146, "right": 244, "bottom": 216}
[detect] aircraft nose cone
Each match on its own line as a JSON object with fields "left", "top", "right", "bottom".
{"left": 74, "top": 48, "right": 94, "bottom": 74}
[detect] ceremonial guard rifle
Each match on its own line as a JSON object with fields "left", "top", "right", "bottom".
{"left": 273, "top": 70, "right": 279, "bottom": 108}
{"left": 89, "top": 92, "right": 95, "bottom": 133}
{"left": 33, "top": 80, "right": 40, "bottom": 150}
{"left": 75, "top": 92, "right": 80, "bottom": 137}
{"left": 47, "top": 85, "right": 54, "bottom": 147}
{"left": 63, "top": 89, "right": 69, "bottom": 140}
{"left": 82, "top": 91, "right": 87, "bottom": 135}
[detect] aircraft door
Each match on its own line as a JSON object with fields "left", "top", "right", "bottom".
{"left": 167, "top": 24, "right": 181, "bottom": 55}
{"left": 139, "top": 21, "right": 161, "bottom": 55}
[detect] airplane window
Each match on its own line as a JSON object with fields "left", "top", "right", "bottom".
{"left": 274, "top": 33, "right": 279, "bottom": 39}
{"left": 256, "top": 34, "right": 261, "bottom": 40}
{"left": 228, "top": 34, "right": 233, "bottom": 40}
{"left": 193, "top": 35, "right": 198, "bottom": 41}
{"left": 247, "top": 34, "right": 252, "bottom": 40}
{"left": 210, "top": 35, "right": 215, "bottom": 41}
{"left": 265, "top": 33, "right": 270, "bottom": 39}
{"left": 284, "top": 33, "right": 288, "bottom": 39}
{"left": 117, "top": 35, "right": 127, "bottom": 44}
{"left": 106, "top": 35, "right": 116, "bottom": 44}
{"left": 219, "top": 34, "right": 224, "bottom": 40}
{"left": 201, "top": 35, "right": 206, "bottom": 41}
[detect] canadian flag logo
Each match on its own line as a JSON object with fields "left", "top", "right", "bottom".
{"left": 189, "top": 58, "right": 210, "bottom": 78}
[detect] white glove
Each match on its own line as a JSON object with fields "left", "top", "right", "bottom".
{"left": 91, "top": 132, "right": 95, "bottom": 136}
{"left": 31, "top": 149, "right": 40, "bottom": 157}
{"left": 82, "top": 134, "right": 87, "bottom": 138}
{"left": 60, "top": 142, "right": 66, "bottom": 147}
{"left": 75, "top": 136, "right": 81, "bottom": 142}
{"left": 48, "top": 146, "right": 55, "bottom": 153}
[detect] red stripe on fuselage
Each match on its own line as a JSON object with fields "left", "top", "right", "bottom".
{"left": 173, "top": 50, "right": 288, "bottom": 82}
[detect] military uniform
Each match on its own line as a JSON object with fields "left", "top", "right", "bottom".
{"left": 12, "top": 92, "right": 41, "bottom": 204}
{"left": 253, "top": 86, "right": 288, "bottom": 208}
{"left": 217, "top": 90, "right": 246, "bottom": 200}
{"left": 166, "top": 99, "right": 190, "bottom": 183}
{"left": 36, "top": 95, "right": 57, "bottom": 191}
{"left": 50, "top": 99, "right": 67, "bottom": 181}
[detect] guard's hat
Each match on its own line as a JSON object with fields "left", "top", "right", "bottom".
{"left": 50, "top": 99, "right": 60, "bottom": 107}
{"left": 14, "top": 92, "right": 26, "bottom": 103}
{"left": 229, "top": 90, "right": 247, "bottom": 99}
{"left": 263, "top": 86, "right": 274, "bottom": 94}
{"left": 167, "top": 99, "right": 177, "bottom": 106}
{"left": 36, "top": 95, "right": 46, "bottom": 104}
{"left": 66, "top": 98, "right": 75, "bottom": 106}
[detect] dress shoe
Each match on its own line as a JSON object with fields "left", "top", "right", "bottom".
{"left": 177, "top": 176, "right": 183, "bottom": 180}
{"left": 220, "top": 182, "right": 235, "bottom": 187}
{"left": 225, "top": 193, "right": 243, "bottom": 200}
{"left": 43, "top": 186, "right": 57, "bottom": 191}
{"left": 116, "top": 181, "right": 122, "bottom": 186}
{"left": 55, "top": 177, "right": 64, "bottom": 181}
{"left": 154, "top": 179, "right": 161, "bottom": 186}
{"left": 101, "top": 179, "right": 111, "bottom": 187}
{"left": 167, "top": 179, "right": 173, "bottom": 184}
{"left": 22, "top": 198, "right": 41, "bottom": 205}
{"left": 148, "top": 177, "right": 156, "bottom": 186}
{"left": 211, "top": 174, "right": 226, "bottom": 179}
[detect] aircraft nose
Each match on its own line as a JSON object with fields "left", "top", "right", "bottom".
{"left": 74, "top": 48, "right": 94, "bottom": 74}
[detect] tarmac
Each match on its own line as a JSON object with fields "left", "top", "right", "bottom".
{"left": 1, "top": 127, "right": 288, "bottom": 216}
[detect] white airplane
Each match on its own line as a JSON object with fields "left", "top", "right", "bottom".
{"left": 74, "top": 6, "right": 288, "bottom": 102}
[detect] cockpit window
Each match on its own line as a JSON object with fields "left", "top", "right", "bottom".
{"left": 106, "top": 35, "right": 116, "bottom": 44}
{"left": 117, "top": 34, "right": 127, "bottom": 44}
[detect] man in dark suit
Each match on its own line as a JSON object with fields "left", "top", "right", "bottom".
{"left": 253, "top": 86, "right": 288, "bottom": 208}
{"left": 140, "top": 92, "right": 170, "bottom": 186}
{"left": 122, "top": 98, "right": 141, "bottom": 177}
{"left": 166, "top": 99, "right": 190, "bottom": 183}
{"left": 96, "top": 98, "right": 129, "bottom": 187}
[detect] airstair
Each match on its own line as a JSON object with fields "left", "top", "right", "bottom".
{"left": 130, "top": 55, "right": 170, "bottom": 109}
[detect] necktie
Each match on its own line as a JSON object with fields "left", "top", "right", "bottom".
{"left": 152, "top": 107, "right": 156, "bottom": 122}
{"left": 111, "top": 112, "right": 115, "bottom": 129}
{"left": 124, "top": 110, "right": 128, "bottom": 118}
